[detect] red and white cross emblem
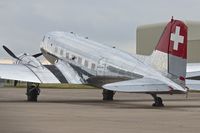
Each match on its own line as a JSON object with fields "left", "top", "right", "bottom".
{"left": 170, "top": 26, "right": 184, "bottom": 51}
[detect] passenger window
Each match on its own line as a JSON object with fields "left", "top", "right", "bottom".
{"left": 66, "top": 53, "right": 69, "bottom": 59}
{"left": 60, "top": 49, "right": 63, "bottom": 56}
{"left": 55, "top": 47, "right": 58, "bottom": 53}
{"left": 84, "top": 60, "right": 88, "bottom": 67}
{"left": 91, "top": 63, "right": 96, "bottom": 70}
{"left": 78, "top": 57, "right": 82, "bottom": 64}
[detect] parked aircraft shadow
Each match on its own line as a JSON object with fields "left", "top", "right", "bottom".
{"left": 1, "top": 99, "right": 200, "bottom": 110}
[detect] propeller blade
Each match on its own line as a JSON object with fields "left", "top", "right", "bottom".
{"left": 2, "top": 45, "right": 20, "bottom": 60}
{"left": 33, "top": 53, "right": 43, "bottom": 58}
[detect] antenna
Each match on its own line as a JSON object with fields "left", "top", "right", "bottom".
{"left": 171, "top": 16, "right": 174, "bottom": 22}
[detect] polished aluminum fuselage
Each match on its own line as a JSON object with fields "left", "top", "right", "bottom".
{"left": 40, "top": 32, "right": 169, "bottom": 84}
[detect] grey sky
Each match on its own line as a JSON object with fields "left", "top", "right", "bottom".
{"left": 0, "top": 0, "right": 200, "bottom": 57}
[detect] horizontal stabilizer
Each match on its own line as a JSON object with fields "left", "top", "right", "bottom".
{"left": 187, "top": 63, "right": 200, "bottom": 78}
{"left": 186, "top": 79, "right": 200, "bottom": 91}
{"left": 103, "top": 78, "right": 170, "bottom": 93}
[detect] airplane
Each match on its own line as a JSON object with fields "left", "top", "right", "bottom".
{"left": 0, "top": 18, "right": 200, "bottom": 107}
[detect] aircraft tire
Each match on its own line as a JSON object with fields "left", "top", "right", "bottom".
{"left": 27, "top": 88, "right": 40, "bottom": 102}
{"left": 102, "top": 89, "right": 114, "bottom": 101}
{"left": 152, "top": 97, "right": 164, "bottom": 107}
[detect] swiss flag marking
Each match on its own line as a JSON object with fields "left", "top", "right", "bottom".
{"left": 170, "top": 26, "right": 184, "bottom": 51}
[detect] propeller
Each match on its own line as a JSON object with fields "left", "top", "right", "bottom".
{"left": 2, "top": 45, "right": 20, "bottom": 60}
{"left": 2, "top": 45, "right": 43, "bottom": 87}
{"left": 3, "top": 45, "right": 43, "bottom": 59}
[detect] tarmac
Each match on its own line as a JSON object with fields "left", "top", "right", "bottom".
{"left": 1, "top": 88, "right": 200, "bottom": 133}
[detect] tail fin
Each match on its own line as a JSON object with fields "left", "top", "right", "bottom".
{"left": 148, "top": 18, "right": 188, "bottom": 86}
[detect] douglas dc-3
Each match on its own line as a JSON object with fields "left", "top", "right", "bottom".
{"left": 1, "top": 18, "right": 200, "bottom": 107}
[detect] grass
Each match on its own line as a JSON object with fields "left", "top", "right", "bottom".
{"left": 4, "top": 82, "right": 98, "bottom": 89}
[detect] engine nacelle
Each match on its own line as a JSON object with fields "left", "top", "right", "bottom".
{"left": 15, "top": 53, "right": 43, "bottom": 68}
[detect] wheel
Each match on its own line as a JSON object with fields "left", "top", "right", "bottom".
{"left": 27, "top": 88, "right": 40, "bottom": 102}
{"left": 152, "top": 97, "right": 164, "bottom": 107}
{"left": 26, "top": 83, "right": 40, "bottom": 102}
{"left": 102, "top": 89, "right": 115, "bottom": 101}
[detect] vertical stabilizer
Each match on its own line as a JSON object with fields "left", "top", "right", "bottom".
{"left": 148, "top": 18, "right": 188, "bottom": 86}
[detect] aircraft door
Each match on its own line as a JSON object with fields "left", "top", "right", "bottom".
{"left": 97, "top": 57, "right": 107, "bottom": 76}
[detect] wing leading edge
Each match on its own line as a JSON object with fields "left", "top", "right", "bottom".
{"left": 103, "top": 78, "right": 172, "bottom": 93}
{"left": 0, "top": 60, "right": 84, "bottom": 84}
{"left": 0, "top": 64, "right": 60, "bottom": 83}
{"left": 102, "top": 77, "right": 189, "bottom": 93}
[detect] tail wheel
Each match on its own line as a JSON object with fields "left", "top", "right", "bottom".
{"left": 102, "top": 89, "right": 115, "bottom": 101}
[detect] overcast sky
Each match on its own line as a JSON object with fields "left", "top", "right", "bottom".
{"left": 0, "top": 0, "right": 200, "bottom": 58}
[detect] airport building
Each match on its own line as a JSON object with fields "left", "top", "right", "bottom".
{"left": 136, "top": 21, "right": 200, "bottom": 63}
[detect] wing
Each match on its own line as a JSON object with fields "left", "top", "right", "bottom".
{"left": 0, "top": 60, "right": 84, "bottom": 84}
{"left": 103, "top": 78, "right": 173, "bottom": 93}
{"left": 187, "top": 63, "right": 200, "bottom": 78}
{"left": 0, "top": 64, "right": 60, "bottom": 83}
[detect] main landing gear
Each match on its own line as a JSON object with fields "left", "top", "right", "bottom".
{"left": 26, "top": 82, "right": 40, "bottom": 102}
{"left": 151, "top": 94, "right": 164, "bottom": 107}
{"left": 102, "top": 89, "right": 115, "bottom": 101}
